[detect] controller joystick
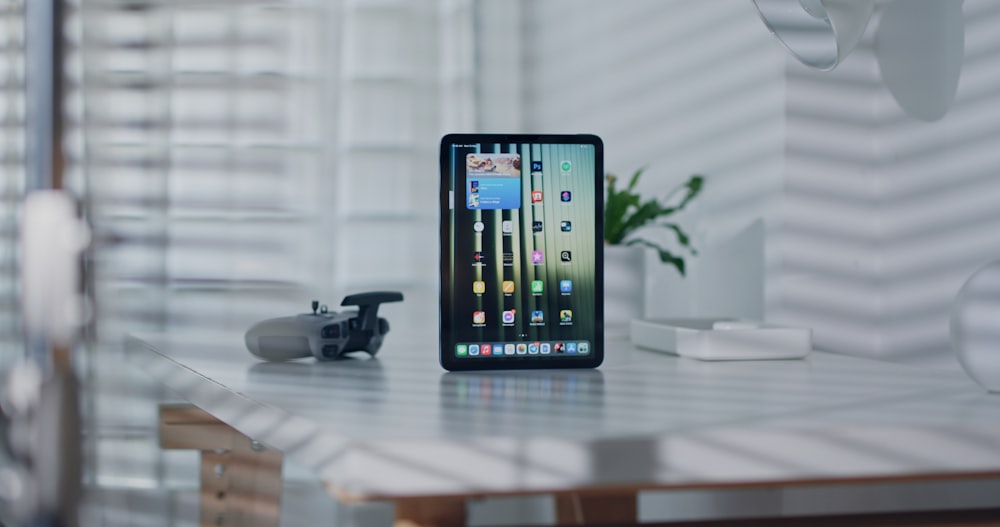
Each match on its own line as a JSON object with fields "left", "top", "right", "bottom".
{"left": 245, "top": 291, "right": 403, "bottom": 361}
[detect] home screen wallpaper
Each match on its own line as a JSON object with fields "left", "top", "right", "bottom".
{"left": 445, "top": 141, "right": 599, "bottom": 360}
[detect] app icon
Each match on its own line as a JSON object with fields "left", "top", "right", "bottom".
{"left": 502, "top": 310, "right": 516, "bottom": 324}
{"left": 502, "top": 281, "right": 515, "bottom": 294}
{"left": 531, "top": 280, "right": 544, "bottom": 293}
{"left": 481, "top": 344, "right": 493, "bottom": 356}
{"left": 516, "top": 344, "right": 527, "bottom": 355}
{"left": 532, "top": 221, "right": 543, "bottom": 233}
{"left": 560, "top": 310, "right": 573, "bottom": 323}
{"left": 469, "top": 344, "right": 480, "bottom": 355}
{"left": 531, "top": 250, "right": 544, "bottom": 264}
{"left": 495, "top": 344, "right": 504, "bottom": 356}
{"left": 528, "top": 342, "right": 540, "bottom": 354}
{"left": 560, "top": 279, "right": 572, "bottom": 293}
{"left": 473, "top": 221, "right": 485, "bottom": 232}
{"left": 560, "top": 251, "right": 572, "bottom": 262}
{"left": 560, "top": 220, "right": 572, "bottom": 232}
{"left": 504, "top": 343, "right": 515, "bottom": 355}
{"left": 560, "top": 160, "right": 572, "bottom": 173}
{"left": 540, "top": 343, "right": 551, "bottom": 354}
{"left": 473, "top": 281, "right": 486, "bottom": 294}
{"left": 578, "top": 342, "right": 590, "bottom": 354}
{"left": 560, "top": 190, "right": 572, "bottom": 202}
{"left": 531, "top": 310, "right": 544, "bottom": 323}
{"left": 456, "top": 344, "right": 468, "bottom": 356}
{"left": 566, "top": 342, "right": 577, "bottom": 354}
{"left": 473, "top": 311, "right": 486, "bottom": 325}
{"left": 531, "top": 190, "right": 543, "bottom": 203}
{"left": 502, "top": 220, "right": 513, "bottom": 233}
{"left": 503, "top": 252, "right": 514, "bottom": 266}
{"left": 554, "top": 342, "right": 565, "bottom": 353}
{"left": 531, "top": 161, "right": 543, "bottom": 172}
{"left": 473, "top": 251, "right": 485, "bottom": 263}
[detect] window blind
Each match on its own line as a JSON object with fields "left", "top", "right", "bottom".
{"left": 332, "top": 0, "right": 475, "bottom": 336}
{"left": 1, "top": 1, "right": 476, "bottom": 517}
{"left": 68, "top": 0, "right": 475, "bottom": 502}
{"left": 72, "top": 0, "right": 339, "bottom": 493}
{"left": 0, "top": 0, "right": 25, "bottom": 368}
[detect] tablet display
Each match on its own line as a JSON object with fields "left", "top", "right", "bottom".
{"left": 439, "top": 134, "right": 604, "bottom": 371}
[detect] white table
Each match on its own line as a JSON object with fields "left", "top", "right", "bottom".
{"left": 124, "top": 332, "right": 1000, "bottom": 526}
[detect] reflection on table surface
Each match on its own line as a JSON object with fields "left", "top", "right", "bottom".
{"left": 248, "top": 358, "right": 388, "bottom": 391}
{"left": 440, "top": 369, "right": 605, "bottom": 409}
{"left": 439, "top": 369, "right": 605, "bottom": 437}
{"left": 128, "top": 331, "right": 1000, "bottom": 443}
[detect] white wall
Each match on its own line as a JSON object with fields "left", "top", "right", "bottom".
{"left": 509, "top": 0, "right": 1000, "bottom": 366}
{"left": 777, "top": 0, "right": 1000, "bottom": 364}
{"left": 512, "top": 0, "right": 787, "bottom": 321}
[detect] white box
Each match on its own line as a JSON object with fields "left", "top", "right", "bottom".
{"left": 630, "top": 318, "right": 812, "bottom": 361}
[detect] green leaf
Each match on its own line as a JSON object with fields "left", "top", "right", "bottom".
{"left": 626, "top": 167, "right": 644, "bottom": 192}
{"left": 604, "top": 170, "right": 705, "bottom": 274}
{"left": 604, "top": 183, "right": 642, "bottom": 244}
{"left": 659, "top": 174, "right": 704, "bottom": 212}
{"left": 660, "top": 223, "right": 692, "bottom": 248}
{"left": 616, "top": 199, "right": 663, "bottom": 238}
{"left": 674, "top": 174, "right": 704, "bottom": 211}
{"left": 625, "top": 238, "right": 686, "bottom": 276}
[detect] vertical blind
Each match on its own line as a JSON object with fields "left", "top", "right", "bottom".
{"left": 0, "top": 0, "right": 25, "bottom": 368}
{"left": 78, "top": 0, "right": 334, "bottom": 341}
{"left": 68, "top": 0, "right": 475, "bottom": 508}
{"left": 7, "top": 0, "right": 473, "bottom": 518}
{"left": 74, "top": 2, "right": 338, "bottom": 494}
{"left": 332, "top": 0, "right": 474, "bottom": 337}
{"left": 80, "top": 0, "right": 475, "bottom": 345}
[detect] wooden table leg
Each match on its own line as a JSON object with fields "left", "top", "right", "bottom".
{"left": 160, "top": 404, "right": 283, "bottom": 527}
{"left": 200, "top": 449, "right": 232, "bottom": 526}
{"left": 555, "top": 491, "right": 638, "bottom": 525}
{"left": 394, "top": 497, "right": 467, "bottom": 527}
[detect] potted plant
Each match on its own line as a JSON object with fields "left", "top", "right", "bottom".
{"left": 605, "top": 169, "right": 704, "bottom": 275}
{"left": 604, "top": 169, "right": 704, "bottom": 327}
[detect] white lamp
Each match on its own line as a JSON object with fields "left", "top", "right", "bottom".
{"left": 753, "top": 0, "right": 965, "bottom": 121}
{"left": 875, "top": 0, "right": 964, "bottom": 122}
{"left": 751, "top": 0, "right": 875, "bottom": 71}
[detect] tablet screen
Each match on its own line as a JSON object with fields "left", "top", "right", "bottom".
{"left": 439, "top": 134, "right": 604, "bottom": 370}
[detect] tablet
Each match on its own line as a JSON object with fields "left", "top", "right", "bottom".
{"left": 439, "top": 134, "right": 604, "bottom": 371}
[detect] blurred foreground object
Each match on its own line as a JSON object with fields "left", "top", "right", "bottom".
{"left": 1, "top": 0, "right": 85, "bottom": 523}
{"left": 20, "top": 192, "right": 90, "bottom": 349}
{"left": 0, "top": 191, "right": 88, "bottom": 526}
{"left": 1, "top": 361, "right": 80, "bottom": 526}
{"left": 951, "top": 260, "right": 1000, "bottom": 392}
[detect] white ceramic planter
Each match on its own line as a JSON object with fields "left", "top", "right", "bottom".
{"left": 604, "top": 245, "right": 645, "bottom": 333}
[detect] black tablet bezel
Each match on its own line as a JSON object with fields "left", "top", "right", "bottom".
{"left": 439, "top": 133, "right": 604, "bottom": 371}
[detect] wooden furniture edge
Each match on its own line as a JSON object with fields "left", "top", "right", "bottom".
{"left": 160, "top": 404, "right": 283, "bottom": 527}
